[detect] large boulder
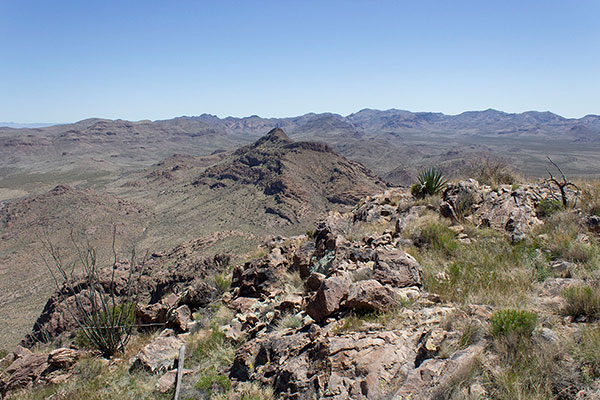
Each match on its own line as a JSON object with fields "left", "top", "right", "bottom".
{"left": 440, "top": 180, "right": 543, "bottom": 241}
{"left": 130, "top": 335, "right": 185, "bottom": 374}
{"left": 305, "top": 276, "right": 351, "bottom": 322}
{"left": 342, "top": 280, "right": 399, "bottom": 312}
{"left": 231, "top": 328, "right": 418, "bottom": 400}
{"left": 136, "top": 302, "right": 170, "bottom": 326}
{"left": 373, "top": 248, "right": 422, "bottom": 288}
{"left": 0, "top": 353, "right": 49, "bottom": 396}
{"left": 231, "top": 258, "right": 283, "bottom": 299}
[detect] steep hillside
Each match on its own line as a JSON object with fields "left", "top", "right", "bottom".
{"left": 0, "top": 130, "right": 384, "bottom": 349}
{"left": 0, "top": 185, "right": 152, "bottom": 349}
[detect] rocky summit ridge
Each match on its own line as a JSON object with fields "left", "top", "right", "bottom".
{"left": 3, "top": 177, "right": 600, "bottom": 399}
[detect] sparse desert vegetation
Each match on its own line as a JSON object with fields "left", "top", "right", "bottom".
{"left": 4, "top": 158, "right": 600, "bottom": 399}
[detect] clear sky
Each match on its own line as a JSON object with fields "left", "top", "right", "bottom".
{"left": 1, "top": 0, "right": 599, "bottom": 123}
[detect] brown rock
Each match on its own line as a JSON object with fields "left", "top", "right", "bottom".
{"left": 373, "top": 248, "right": 422, "bottom": 288}
{"left": 277, "top": 293, "right": 304, "bottom": 312}
{"left": 231, "top": 258, "right": 282, "bottom": 298}
{"left": 292, "top": 241, "right": 316, "bottom": 278}
{"left": 342, "top": 280, "right": 399, "bottom": 312}
{"left": 169, "top": 305, "right": 192, "bottom": 332}
{"left": 267, "top": 247, "right": 288, "bottom": 268}
{"left": 395, "top": 345, "right": 484, "bottom": 399}
{"left": 305, "top": 276, "right": 351, "bottom": 322}
{"left": 305, "top": 273, "right": 325, "bottom": 292}
{"left": 227, "top": 297, "right": 258, "bottom": 314}
{"left": 162, "top": 293, "right": 180, "bottom": 309}
{"left": 231, "top": 329, "right": 418, "bottom": 400}
{"left": 156, "top": 368, "right": 193, "bottom": 393}
{"left": 48, "top": 348, "right": 83, "bottom": 369}
{"left": 130, "top": 336, "right": 185, "bottom": 374}
{"left": 179, "top": 282, "right": 219, "bottom": 309}
{"left": 0, "top": 353, "right": 49, "bottom": 395}
{"left": 136, "top": 302, "right": 170, "bottom": 326}
{"left": 586, "top": 215, "right": 600, "bottom": 234}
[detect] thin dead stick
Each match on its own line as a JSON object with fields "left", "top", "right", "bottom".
{"left": 174, "top": 344, "right": 186, "bottom": 400}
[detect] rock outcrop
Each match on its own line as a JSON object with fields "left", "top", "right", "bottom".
{"left": 24, "top": 250, "right": 230, "bottom": 346}
{"left": 440, "top": 179, "right": 544, "bottom": 241}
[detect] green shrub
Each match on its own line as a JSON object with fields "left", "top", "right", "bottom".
{"left": 196, "top": 367, "right": 232, "bottom": 395}
{"left": 535, "top": 211, "right": 600, "bottom": 268}
{"left": 412, "top": 216, "right": 458, "bottom": 256}
{"left": 490, "top": 309, "right": 537, "bottom": 338}
{"left": 78, "top": 301, "right": 136, "bottom": 357}
{"left": 536, "top": 198, "right": 564, "bottom": 218}
{"left": 277, "top": 313, "right": 303, "bottom": 330}
{"left": 411, "top": 168, "right": 447, "bottom": 198}
{"left": 214, "top": 272, "right": 232, "bottom": 293}
{"left": 191, "top": 327, "right": 234, "bottom": 365}
{"left": 411, "top": 215, "right": 541, "bottom": 305}
{"left": 490, "top": 309, "right": 538, "bottom": 363}
{"left": 458, "top": 320, "right": 482, "bottom": 349}
{"left": 580, "top": 181, "right": 600, "bottom": 216}
{"left": 488, "top": 347, "right": 557, "bottom": 400}
{"left": 562, "top": 285, "right": 600, "bottom": 319}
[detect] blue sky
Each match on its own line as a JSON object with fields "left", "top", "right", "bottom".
{"left": 1, "top": 1, "right": 598, "bottom": 122}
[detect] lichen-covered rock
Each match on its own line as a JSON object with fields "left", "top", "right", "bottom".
{"left": 130, "top": 336, "right": 185, "bottom": 374}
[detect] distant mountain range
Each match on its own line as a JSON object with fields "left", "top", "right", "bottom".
{"left": 1, "top": 108, "right": 600, "bottom": 199}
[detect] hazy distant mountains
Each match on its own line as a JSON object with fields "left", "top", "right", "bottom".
{"left": 0, "top": 122, "right": 56, "bottom": 129}
{"left": 1, "top": 108, "right": 600, "bottom": 198}
{"left": 187, "top": 108, "right": 600, "bottom": 140}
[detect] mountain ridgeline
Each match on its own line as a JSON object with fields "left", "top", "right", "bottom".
{"left": 1, "top": 109, "right": 600, "bottom": 201}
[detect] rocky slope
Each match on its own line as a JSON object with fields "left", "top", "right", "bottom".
{"left": 193, "top": 128, "right": 386, "bottom": 223}
{"left": 0, "top": 129, "right": 385, "bottom": 350}
{"left": 0, "top": 185, "right": 151, "bottom": 350}
{"left": 4, "top": 179, "right": 600, "bottom": 399}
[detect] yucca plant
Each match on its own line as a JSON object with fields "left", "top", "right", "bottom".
{"left": 411, "top": 167, "right": 448, "bottom": 198}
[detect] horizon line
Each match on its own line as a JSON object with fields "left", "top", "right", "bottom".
{"left": 3, "top": 107, "right": 600, "bottom": 127}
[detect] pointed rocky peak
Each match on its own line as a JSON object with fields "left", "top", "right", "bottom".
{"left": 50, "top": 184, "right": 74, "bottom": 195}
{"left": 254, "top": 128, "right": 293, "bottom": 147}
